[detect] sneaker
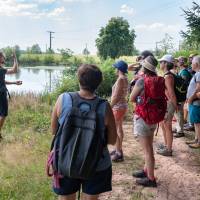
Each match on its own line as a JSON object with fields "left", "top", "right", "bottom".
{"left": 136, "top": 177, "right": 157, "bottom": 187}
{"left": 156, "top": 143, "right": 166, "bottom": 150}
{"left": 185, "top": 139, "right": 198, "bottom": 145}
{"left": 110, "top": 150, "right": 116, "bottom": 156}
{"left": 172, "top": 128, "right": 177, "bottom": 133}
{"left": 189, "top": 142, "right": 200, "bottom": 149}
{"left": 132, "top": 170, "right": 147, "bottom": 178}
{"left": 184, "top": 125, "right": 195, "bottom": 131}
{"left": 174, "top": 132, "right": 185, "bottom": 138}
{"left": 157, "top": 147, "right": 172, "bottom": 156}
{"left": 111, "top": 151, "right": 124, "bottom": 162}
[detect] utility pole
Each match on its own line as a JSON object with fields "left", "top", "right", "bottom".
{"left": 47, "top": 31, "right": 55, "bottom": 51}
{"left": 155, "top": 41, "right": 162, "bottom": 57}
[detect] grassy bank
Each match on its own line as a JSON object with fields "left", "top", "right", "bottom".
{"left": 0, "top": 94, "right": 56, "bottom": 200}
{"left": 17, "top": 53, "right": 135, "bottom": 67}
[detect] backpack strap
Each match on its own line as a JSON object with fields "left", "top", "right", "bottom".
{"left": 68, "top": 92, "right": 101, "bottom": 111}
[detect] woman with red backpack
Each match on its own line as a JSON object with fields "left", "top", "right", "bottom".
{"left": 130, "top": 56, "right": 167, "bottom": 187}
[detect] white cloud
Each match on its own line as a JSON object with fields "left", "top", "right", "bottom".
{"left": 120, "top": 4, "right": 134, "bottom": 15}
{"left": 0, "top": 0, "right": 37, "bottom": 16}
{"left": 47, "top": 7, "right": 65, "bottom": 16}
{"left": 62, "top": 0, "right": 92, "bottom": 2}
{"left": 35, "top": 0, "right": 56, "bottom": 3}
{"left": 135, "top": 22, "right": 181, "bottom": 33}
{"left": 0, "top": 0, "right": 69, "bottom": 22}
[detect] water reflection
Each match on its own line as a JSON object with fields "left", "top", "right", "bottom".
{"left": 6, "top": 66, "right": 65, "bottom": 93}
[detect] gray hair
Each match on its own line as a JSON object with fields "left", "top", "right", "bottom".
{"left": 192, "top": 55, "right": 200, "bottom": 65}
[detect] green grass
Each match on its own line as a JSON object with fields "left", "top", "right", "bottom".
{"left": 0, "top": 94, "right": 56, "bottom": 200}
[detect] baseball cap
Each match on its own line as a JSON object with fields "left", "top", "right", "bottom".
{"left": 113, "top": 60, "right": 128, "bottom": 73}
{"left": 158, "top": 54, "right": 174, "bottom": 64}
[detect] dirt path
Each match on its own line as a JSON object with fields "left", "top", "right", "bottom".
{"left": 101, "top": 121, "right": 200, "bottom": 200}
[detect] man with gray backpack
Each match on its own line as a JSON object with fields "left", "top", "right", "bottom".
{"left": 47, "top": 64, "right": 117, "bottom": 200}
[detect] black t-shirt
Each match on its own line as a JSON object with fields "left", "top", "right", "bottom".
{"left": 0, "top": 68, "right": 7, "bottom": 92}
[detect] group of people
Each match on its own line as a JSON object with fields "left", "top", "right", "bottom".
{"left": 1, "top": 49, "right": 200, "bottom": 200}
{"left": 109, "top": 51, "right": 200, "bottom": 189}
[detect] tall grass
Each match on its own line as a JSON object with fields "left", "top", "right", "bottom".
{"left": 0, "top": 94, "right": 55, "bottom": 200}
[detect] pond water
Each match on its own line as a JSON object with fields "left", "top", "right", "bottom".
{"left": 6, "top": 66, "right": 65, "bottom": 94}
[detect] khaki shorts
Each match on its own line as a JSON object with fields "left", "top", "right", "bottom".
{"left": 133, "top": 114, "right": 157, "bottom": 137}
{"left": 164, "top": 101, "right": 175, "bottom": 121}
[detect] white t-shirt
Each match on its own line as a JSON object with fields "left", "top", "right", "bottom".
{"left": 187, "top": 72, "right": 200, "bottom": 99}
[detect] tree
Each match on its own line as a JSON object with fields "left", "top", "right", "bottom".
{"left": 58, "top": 48, "right": 73, "bottom": 61}
{"left": 95, "top": 17, "right": 136, "bottom": 59}
{"left": 156, "top": 33, "right": 174, "bottom": 55}
{"left": 181, "top": 1, "right": 200, "bottom": 50}
{"left": 30, "top": 44, "right": 42, "bottom": 54}
{"left": 82, "top": 46, "right": 90, "bottom": 56}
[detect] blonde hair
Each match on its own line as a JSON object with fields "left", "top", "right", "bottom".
{"left": 192, "top": 56, "right": 200, "bottom": 65}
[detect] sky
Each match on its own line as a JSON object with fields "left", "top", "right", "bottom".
{"left": 0, "top": 0, "right": 199, "bottom": 54}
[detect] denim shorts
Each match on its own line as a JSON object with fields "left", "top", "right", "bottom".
{"left": 0, "top": 92, "right": 8, "bottom": 117}
{"left": 53, "top": 166, "right": 112, "bottom": 196}
{"left": 189, "top": 104, "right": 200, "bottom": 123}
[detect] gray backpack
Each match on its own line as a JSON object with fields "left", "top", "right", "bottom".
{"left": 51, "top": 92, "right": 107, "bottom": 180}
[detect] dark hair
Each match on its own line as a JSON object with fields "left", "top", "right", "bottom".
{"left": 77, "top": 64, "right": 103, "bottom": 93}
{"left": 141, "top": 50, "right": 154, "bottom": 59}
{"left": 164, "top": 62, "right": 174, "bottom": 71}
{"left": 143, "top": 68, "right": 157, "bottom": 76}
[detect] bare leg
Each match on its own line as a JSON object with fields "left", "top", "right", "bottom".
{"left": 194, "top": 123, "right": 200, "bottom": 142}
{"left": 160, "top": 121, "right": 167, "bottom": 145}
{"left": 0, "top": 116, "right": 6, "bottom": 138}
{"left": 58, "top": 193, "right": 76, "bottom": 200}
{"left": 163, "top": 120, "right": 173, "bottom": 151}
{"left": 139, "top": 135, "right": 155, "bottom": 180}
{"left": 115, "top": 119, "right": 124, "bottom": 152}
{"left": 82, "top": 193, "right": 99, "bottom": 200}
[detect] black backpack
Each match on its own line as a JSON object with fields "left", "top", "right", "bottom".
{"left": 165, "top": 72, "right": 188, "bottom": 102}
{"left": 51, "top": 92, "right": 107, "bottom": 180}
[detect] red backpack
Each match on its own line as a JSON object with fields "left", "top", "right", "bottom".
{"left": 135, "top": 76, "right": 167, "bottom": 124}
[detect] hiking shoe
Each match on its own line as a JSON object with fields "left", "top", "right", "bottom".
{"left": 172, "top": 128, "right": 177, "bottom": 133}
{"left": 189, "top": 142, "right": 200, "bottom": 149}
{"left": 184, "top": 124, "right": 195, "bottom": 131}
{"left": 157, "top": 148, "right": 172, "bottom": 156}
{"left": 132, "top": 170, "right": 147, "bottom": 178}
{"left": 110, "top": 150, "right": 116, "bottom": 156}
{"left": 156, "top": 143, "right": 166, "bottom": 150}
{"left": 174, "top": 132, "right": 185, "bottom": 138}
{"left": 185, "top": 139, "right": 198, "bottom": 145}
{"left": 136, "top": 177, "right": 157, "bottom": 187}
{"left": 111, "top": 152, "right": 124, "bottom": 162}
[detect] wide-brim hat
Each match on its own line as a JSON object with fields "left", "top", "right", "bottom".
{"left": 142, "top": 60, "right": 157, "bottom": 73}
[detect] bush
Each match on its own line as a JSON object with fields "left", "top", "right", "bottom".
{"left": 52, "top": 58, "right": 117, "bottom": 98}
{"left": 51, "top": 74, "right": 79, "bottom": 100}
{"left": 97, "top": 58, "right": 116, "bottom": 97}
{"left": 173, "top": 50, "right": 199, "bottom": 59}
